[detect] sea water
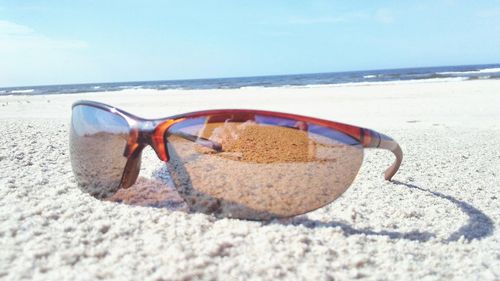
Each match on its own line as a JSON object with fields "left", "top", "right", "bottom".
{"left": 1, "top": 64, "right": 499, "bottom": 96}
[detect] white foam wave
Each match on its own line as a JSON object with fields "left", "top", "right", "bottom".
{"left": 240, "top": 86, "right": 270, "bottom": 90}
{"left": 239, "top": 77, "right": 472, "bottom": 90}
{"left": 437, "top": 67, "right": 500, "bottom": 75}
{"left": 477, "top": 67, "right": 500, "bottom": 73}
{"left": 290, "top": 77, "right": 470, "bottom": 89}
{"left": 11, "top": 89, "right": 35, "bottom": 94}
{"left": 478, "top": 75, "right": 491, "bottom": 79}
{"left": 363, "top": 75, "right": 377, "bottom": 78}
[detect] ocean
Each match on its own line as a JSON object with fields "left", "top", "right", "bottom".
{"left": 1, "top": 64, "right": 499, "bottom": 96}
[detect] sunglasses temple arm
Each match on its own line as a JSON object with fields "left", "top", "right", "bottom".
{"left": 167, "top": 125, "right": 401, "bottom": 179}
{"left": 363, "top": 131, "right": 403, "bottom": 181}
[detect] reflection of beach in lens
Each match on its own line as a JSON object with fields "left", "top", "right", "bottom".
{"left": 69, "top": 106, "right": 130, "bottom": 198}
{"left": 166, "top": 119, "right": 363, "bottom": 220}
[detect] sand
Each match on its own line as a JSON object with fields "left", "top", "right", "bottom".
{"left": 0, "top": 79, "right": 499, "bottom": 280}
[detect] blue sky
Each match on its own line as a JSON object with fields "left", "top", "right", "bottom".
{"left": 0, "top": 0, "right": 499, "bottom": 87}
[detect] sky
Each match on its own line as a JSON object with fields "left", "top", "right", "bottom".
{"left": 0, "top": 0, "right": 499, "bottom": 87}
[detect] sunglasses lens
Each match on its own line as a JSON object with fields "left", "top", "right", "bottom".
{"left": 165, "top": 113, "right": 364, "bottom": 219}
{"left": 70, "top": 105, "right": 130, "bottom": 198}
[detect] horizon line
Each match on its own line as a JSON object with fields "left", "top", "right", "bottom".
{"left": 1, "top": 62, "right": 499, "bottom": 89}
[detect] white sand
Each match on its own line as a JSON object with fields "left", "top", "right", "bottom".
{"left": 0, "top": 80, "right": 499, "bottom": 280}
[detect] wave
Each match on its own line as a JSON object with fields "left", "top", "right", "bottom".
{"left": 295, "top": 77, "right": 472, "bottom": 88}
{"left": 11, "top": 89, "right": 35, "bottom": 94}
{"left": 437, "top": 67, "right": 500, "bottom": 75}
{"left": 240, "top": 86, "right": 270, "bottom": 90}
{"left": 468, "top": 75, "right": 493, "bottom": 81}
{"left": 2, "top": 64, "right": 499, "bottom": 96}
{"left": 94, "top": 76, "right": 494, "bottom": 92}
{"left": 223, "top": 77, "right": 473, "bottom": 90}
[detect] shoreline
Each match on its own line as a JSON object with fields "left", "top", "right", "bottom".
{"left": 1, "top": 79, "right": 499, "bottom": 130}
{"left": 1, "top": 62, "right": 499, "bottom": 95}
{"left": 0, "top": 76, "right": 497, "bottom": 97}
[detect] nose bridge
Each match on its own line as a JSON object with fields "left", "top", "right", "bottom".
{"left": 122, "top": 119, "right": 155, "bottom": 157}
{"left": 135, "top": 119, "right": 171, "bottom": 162}
{"left": 136, "top": 120, "right": 157, "bottom": 145}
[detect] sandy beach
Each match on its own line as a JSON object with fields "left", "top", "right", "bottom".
{"left": 0, "top": 79, "right": 499, "bottom": 280}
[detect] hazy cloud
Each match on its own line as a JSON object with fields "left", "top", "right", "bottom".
{"left": 0, "top": 20, "right": 89, "bottom": 86}
{"left": 276, "top": 9, "right": 393, "bottom": 26}
{"left": 374, "top": 9, "right": 394, "bottom": 24}
{"left": 284, "top": 12, "right": 370, "bottom": 25}
{"left": 0, "top": 20, "right": 33, "bottom": 35}
{"left": 0, "top": 20, "right": 88, "bottom": 51}
{"left": 441, "top": 0, "right": 459, "bottom": 6}
{"left": 288, "top": 16, "right": 347, "bottom": 25}
{"left": 476, "top": 7, "right": 500, "bottom": 18}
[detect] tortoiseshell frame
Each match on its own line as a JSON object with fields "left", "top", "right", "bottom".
{"left": 72, "top": 100, "right": 403, "bottom": 190}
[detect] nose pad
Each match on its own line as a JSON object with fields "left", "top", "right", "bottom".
{"left": 150, "top": 133, "right": 170, "bottom": 162}
{"left": 120, "top": 149, "right": 143, "bottom": 189}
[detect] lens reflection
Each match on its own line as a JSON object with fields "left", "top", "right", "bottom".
{"left": 165, "top": 114, "right": 364, "bottom": 220}
{"left": 70, "top": 105, "right": 130, "bottom": 198}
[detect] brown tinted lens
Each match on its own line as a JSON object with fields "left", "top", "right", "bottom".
{"left": 70, "top": 105, "right": 130, "bottom": 198}
{"left": 165, "top": 114, "right": 363, "bottom": 220}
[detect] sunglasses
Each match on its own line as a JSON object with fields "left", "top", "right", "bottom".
{"left": 70, "top": 100, "right": 402, "bottom": 220}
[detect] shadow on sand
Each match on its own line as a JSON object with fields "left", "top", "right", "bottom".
{"left": 279, "top": 180, "right": 494, "bottom": 242}
{"left": 107, "top": 172, "right": 494, "bottom": 243}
